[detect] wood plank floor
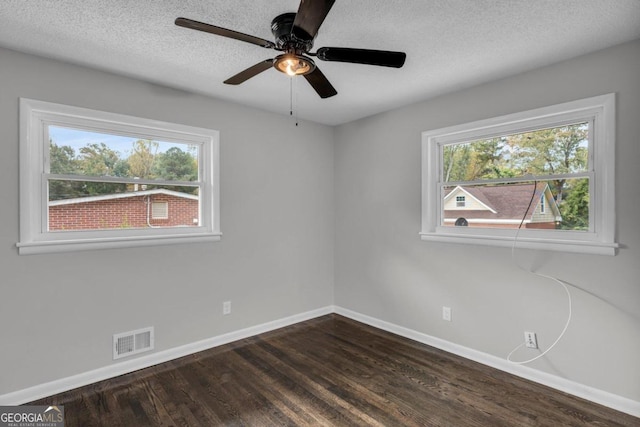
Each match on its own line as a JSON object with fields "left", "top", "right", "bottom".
{"left": 30, "top": 314, "right": 638, "bottom": 426}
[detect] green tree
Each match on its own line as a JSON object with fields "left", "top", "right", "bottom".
{"left": 507, "top": 124, "right": 588, "bottom": 201}
{"left": 153, "top": 147, "right": 197, "bottom": 181}
{"left": 151, "top": 147, "right": 198, "bottom": 194}
{"left": 558, "top": 179, "right": 589, "bottom": 230}
{"left": 78, "top": 143, "right": 120, "bottom": 176}
{"left": 77, "top": 143, "right": 127, "bottom": 196}
{"left": 49, "top": 141, "right": 83, "bottom": 200}
{"left": 113, "top": 158, "right": 130, "bottom": 177}
{"left": 128, "top": 139, "right": 159, "bottom": 179}
{"left": 444, "top": 137, "right": 506, "bottom": 182}
{"left": 443, "top": 144, "right": 472, "bottom": 182}
{"left": 50, "top": 141, "right": 79, "bottom": 174}
{"left": 473, "top": 138, "right": 505, "bottom": 179}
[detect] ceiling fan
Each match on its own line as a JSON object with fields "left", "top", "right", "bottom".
{"left": 175, "top": 0, "right": 406, "bottom": 99}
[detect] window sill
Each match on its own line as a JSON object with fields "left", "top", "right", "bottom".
{"left": 419, "top": 232, "right": 618, "bottom": 256}
{"left": 16, "top": 233, "right": 222, "bottom": 255}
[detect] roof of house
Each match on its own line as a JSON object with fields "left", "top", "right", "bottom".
{"left": 49, "top": 188, "right": 198, "bottom": 206}
{"left": 444, "top": 182, "right": 557, "bottom": 221}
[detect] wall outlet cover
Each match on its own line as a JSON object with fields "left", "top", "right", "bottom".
{"left": 442, "top": 306, "right": 452, "bottom": 321}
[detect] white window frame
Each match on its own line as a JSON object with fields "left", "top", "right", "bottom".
{"left": 18, "top": 98, "right": 221, "bottom": 254}
{"left": 421, "top": 93, "right": 617, "bottom": 255}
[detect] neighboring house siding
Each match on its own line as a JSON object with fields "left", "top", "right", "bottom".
{"left": 49, "top": 194, "right": 198, "bottom": 231}
{"left": 443, "top": 189, "right": 489, "bottom": 211}
{"left": 531, "top": 195, "right": 558, "bottom": 224}
{"left": 525, "top": 202, "right": 558, "bottom": 229}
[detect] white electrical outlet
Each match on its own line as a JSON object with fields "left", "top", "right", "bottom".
{"left": 442, "top": 306, "right": 452, "bottom": 321}
{"left": 223, "top": 301, "right": 231, "bottom": 315}
{"left": 524, "top": 331, "right": 538, "bottom": 349}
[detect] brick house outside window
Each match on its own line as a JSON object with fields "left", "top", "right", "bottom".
{"left": 48, "top": 189, "right": 199, "bottom": 231}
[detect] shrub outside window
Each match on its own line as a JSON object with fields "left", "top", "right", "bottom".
{"left": 18, "top": 99, "right": 220, "bottom": 254}
{"left": 421, "top": 94, "right": 617, "bottom": 255}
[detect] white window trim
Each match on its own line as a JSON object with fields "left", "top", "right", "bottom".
{"left": 421, "top": 93, "right": 617, "bottom": 255}
{"left": 18, "top": 98, "right": 221, "bottom": 255}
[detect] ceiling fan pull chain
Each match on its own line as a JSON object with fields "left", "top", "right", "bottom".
{"left": 289, "top": 77, "right": 299, "bottom": 126}
{"left": 294, "top": 77, "right": 299, "bottom": 126}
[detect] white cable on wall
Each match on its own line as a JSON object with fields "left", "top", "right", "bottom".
{"left": 507, "top": 180, "right": 573, "bottom": 365}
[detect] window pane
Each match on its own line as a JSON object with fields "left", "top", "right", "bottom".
{"left": 556, "top": 178, "right": 590, "bottom": 231}
{"left": 442, "top": 178, "right": 588, "bottom": 231}
{"left": 442, "top": 122, "right": 589, "bottom": 182}
{"left": 48, "top": 180, "right": 200, "bottom": 231}
{"left": 48, "top": 126, "right": 199, "bottom": 181}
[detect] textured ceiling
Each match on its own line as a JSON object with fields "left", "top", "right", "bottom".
{"left": 1, "top": 1, "right": 639, "bottom": 125}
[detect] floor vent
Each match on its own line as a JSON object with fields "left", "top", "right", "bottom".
{"left": 113, "top": 327, "right": 154, "bottom": 360}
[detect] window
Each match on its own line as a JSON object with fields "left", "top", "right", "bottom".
{"left": 151, "top": 202, "right": 169, "bottom": 220}
{"left": 18, "top": 98, "right": 220, "bottom": 254}
{"left": 421, "top": 94, "right": 617, "bottom": 255}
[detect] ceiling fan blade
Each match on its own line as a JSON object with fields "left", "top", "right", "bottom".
{"left": 175, "top": 17, "right": 275, "bottom": 49}
{"left": 292, "top": 0, "right": 336, "bottom": 40}
{"left": 224, "top": 59, "right": 274, "bottom": 85}
{"left": 303, "top": 67, "right": 337, "bottom": 98}
{"left": 316, "top": 47, "right": 406, "bottom": 68}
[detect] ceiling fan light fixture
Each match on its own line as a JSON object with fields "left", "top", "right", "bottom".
{"left": 274, "top": 54, "right": 315, "bottom": 77}
{"left": 176, "top": 0, "right": 404, "bottom": 99}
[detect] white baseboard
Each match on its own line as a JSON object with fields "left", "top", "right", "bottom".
{"left": 2, "top": 304, "right": 638, "bottom": 419}
{"left": 0, "top": 306, "right": 333, "bottom": 406}
{"left": 334, "top": 306, "right": 640, "bottom": 419}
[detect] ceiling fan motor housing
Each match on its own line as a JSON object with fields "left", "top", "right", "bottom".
{"left": 271, "top": 13, "right": 313, "bottom": 53}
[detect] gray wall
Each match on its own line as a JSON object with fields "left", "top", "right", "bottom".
{"left": 334, "top": 39, "right": 640, "bottom": 401}
{"left": 1, "top": 39, "right": 638, "bottom": 404}
{"left": 0, "top": 47, "right": 335, "bottom": 394}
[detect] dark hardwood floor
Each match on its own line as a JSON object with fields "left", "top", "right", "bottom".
{"left": 30, "top": 314, "right": 638, "bottom": 426}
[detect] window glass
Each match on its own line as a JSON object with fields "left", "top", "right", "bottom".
{"left": 440, "top": 122, "right": 590, "bottom": 233}
{"left": 47, "top": 126, "right": 201, "bottom": 231}
{"left": 442, "top": 123, "right": 588, "bottom": 183}
{"left": 49, "top": 126, "right": 199, "bottom": 182}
